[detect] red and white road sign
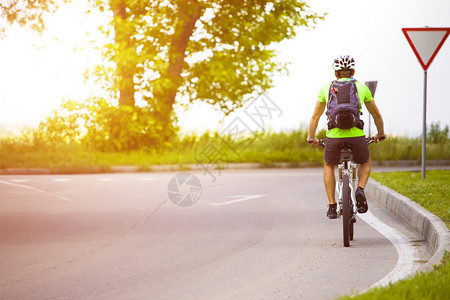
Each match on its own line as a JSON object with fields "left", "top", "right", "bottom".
{"left": 402, "top": 27, "right": 450, "bottom": 71}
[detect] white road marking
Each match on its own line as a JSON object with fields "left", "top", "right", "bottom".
{"left": 96, "top": 178, "right": 116, "bottom": 182}
{"left": 10, "top": 179, "right": 30, "bottom": 183}
{"left": 52, "top": 178, "right": 71, "bottom": 182}
{"left": 359, "top": 210, "right": 420, "bottom": 290}
{"left": 204, "top": 195, "right": 266, "bottom": 206}
{"left": 0, "top": 179, "right": 74, "bottom": 202}
{"left": 137, "top": 177, "right": 156, "bottom": 181}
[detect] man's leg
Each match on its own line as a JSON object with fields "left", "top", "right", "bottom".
{"left": 324, "top": 161, "right": 336, "bottom": 204}
{"left": 324, "top": 161, "right": 337, "bottom": 219}
{"left": 357, "top": 158, "right": 371, "bottom": 188}
{"left": 356, "top": 158, "right": 371, "bottom": 213}
{"left": 323, "top": 137, "right": 340, "bottom": 218}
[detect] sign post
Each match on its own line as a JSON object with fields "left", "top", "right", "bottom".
{"left": 402, "top": 27, "right": 450, "bottom": 179}
{"left": 365, "top": 81, "right": 378, "bottom": 137}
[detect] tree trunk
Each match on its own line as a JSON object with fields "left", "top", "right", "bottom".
{"left": 112, "top": 1, "right": 136, "bottom": 106}
{"left": 155, "top": 0, "right": 201, "bottom": 127}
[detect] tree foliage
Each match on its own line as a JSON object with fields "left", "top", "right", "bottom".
{"left": 0, "top": 0, "right": 70, "bottom": 32}
{"left": 90, "top": 0, "right": 323, "bottom": 121}
{"left": 1, "top": 0, "right": 323, "bottom": 149}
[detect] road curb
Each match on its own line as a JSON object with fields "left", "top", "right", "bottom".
{"left": 1, "top": 162, "right": 320, "bottom": 174}
{"left": 1, "top": 160, "right": 449, "bottom": 175}
{"left": 366, "top": 178, "right": 450, "bottom": 270}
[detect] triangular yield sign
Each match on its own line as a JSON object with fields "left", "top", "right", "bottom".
{"left": 402, "top": 27, "right": 450, "bottom": 71}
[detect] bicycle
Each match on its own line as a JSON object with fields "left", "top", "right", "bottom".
{"left": 318, "top": 137, "right": 377, "bottom": 247}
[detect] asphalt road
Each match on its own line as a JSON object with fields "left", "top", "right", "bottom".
{"left": 0, "top": 169, "right": 431, "bottom": 299}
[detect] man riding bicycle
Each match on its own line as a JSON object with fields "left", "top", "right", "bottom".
{"left": 307, "top": 55, "right": 386, "bottom": 219}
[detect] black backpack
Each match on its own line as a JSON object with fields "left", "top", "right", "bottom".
{"left": 326, "top": 79, "right": 364, "bottom": 130}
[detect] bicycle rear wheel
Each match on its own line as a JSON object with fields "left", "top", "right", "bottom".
{"left": 342, "top": 174, "right": 351, "bottom": 247}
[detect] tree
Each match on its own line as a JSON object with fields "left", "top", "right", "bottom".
{"left": 1, "top": 0, "right": 322, "bottom": 140}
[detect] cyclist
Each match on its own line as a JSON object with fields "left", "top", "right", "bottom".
{"left": 307, "top": 55, "right": 386, "bottom": 219}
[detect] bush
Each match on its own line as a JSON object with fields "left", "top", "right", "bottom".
{"left": 32, "top": 98, "right": 177, "bottom": 152}
{"left": 427, "top": 122, "right": 449, "bottom": 144}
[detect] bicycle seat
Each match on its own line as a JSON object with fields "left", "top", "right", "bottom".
{"left": 338, "top": 142, "right": 353, "bottom": 151}
{"left": 338, "top": 143, "right": 353, "bottom": 162}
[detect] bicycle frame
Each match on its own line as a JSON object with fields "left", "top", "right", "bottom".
{"left": 335, "top": 150, "right": 357, "bottom": 218}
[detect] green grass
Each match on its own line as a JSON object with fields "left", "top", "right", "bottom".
{"left": 1, "top": 129, "right": 449, "bottom": 173}
{"left": 338, "top": 251, "right": 450, "bottom": 300}
{"left": 0, "top": 129, "right": 321, "bottom": 172}
{"left": 371, "top": 170, "right": 450, "bottom": 228}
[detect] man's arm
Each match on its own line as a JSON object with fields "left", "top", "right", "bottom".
{"left": 364, "top": 99, "right": 386, "bottom": 142}
{"left": 308, "top": 101, "right": 326, "bottom": 146}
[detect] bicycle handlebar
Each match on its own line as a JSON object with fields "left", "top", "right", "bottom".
{"left": 367, "top": 135, "right": 387, "bottom": 144}
{"left": 317, "top": 136, "right": 386, "bottom": 147}
{"left": 366, "top": 137, "right": 375, "bottom": 145}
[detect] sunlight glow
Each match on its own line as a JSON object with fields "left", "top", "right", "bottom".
{"left": 0, "top": 1, "right": 104, "bottom": 132}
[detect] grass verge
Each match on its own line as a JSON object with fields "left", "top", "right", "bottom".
{"left": 371, "top": 170, "right": 449, "bottom": 229}
{"left": 1, "top": 131, "right": 449, "bottom": 173}
{"left": 337, "top": 170, "right": 449, "bottom": 299}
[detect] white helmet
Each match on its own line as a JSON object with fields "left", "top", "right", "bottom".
{"left": 332, "top": 55, "right": 356, "bottom": 70}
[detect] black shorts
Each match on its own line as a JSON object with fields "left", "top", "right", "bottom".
{"left": 324, "top": 136, "right": 370, "bottom": 165}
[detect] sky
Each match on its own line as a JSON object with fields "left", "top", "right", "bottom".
{"left": 0, "top": 0, "right": 449, "bottom": 137}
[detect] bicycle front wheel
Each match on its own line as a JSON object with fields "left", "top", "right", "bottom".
{"left": 342, "top": 174, "right": 351, "bottom": 247}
